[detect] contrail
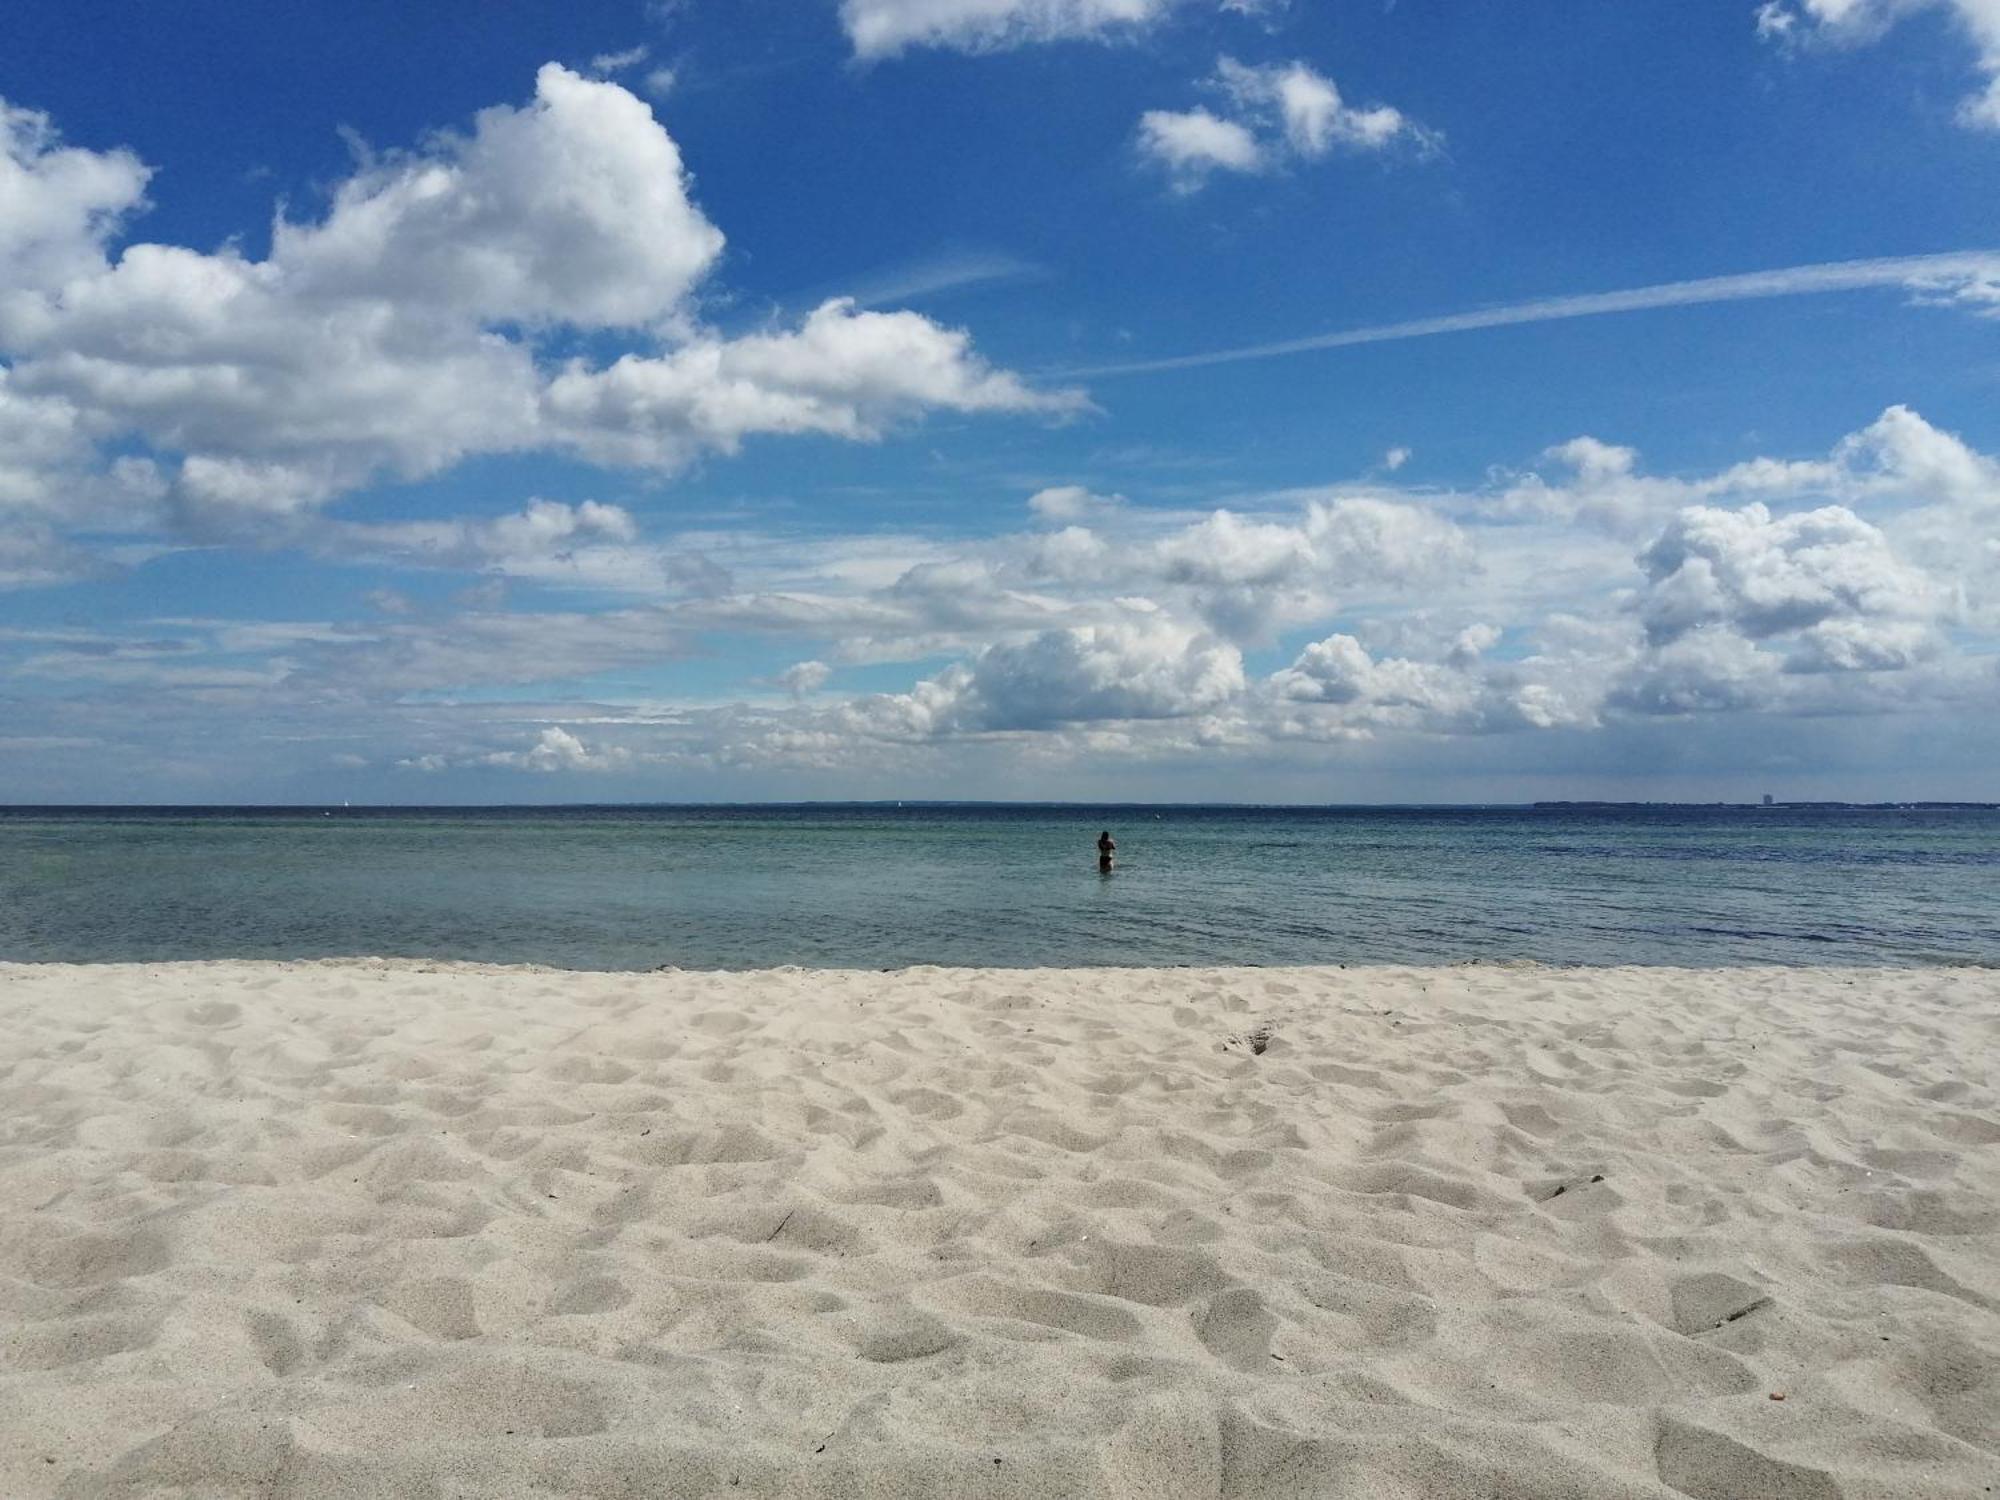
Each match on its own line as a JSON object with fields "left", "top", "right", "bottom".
{"left": 1061, "top": 250, "right": 2000, "bottom": 378}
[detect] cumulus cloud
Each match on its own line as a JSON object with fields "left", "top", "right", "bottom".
{"left": 543, "top": 298, "right": 1087, "bottom": 468}
{"left": 0, "top": 67, "right": 1078, "bottom": 551}
{"left": 398, "top": 725, "right": 637, "bottom": 775}
{"left": 269, "top": 63, "right": 723, "bottom": 330}
{"left": 1500, "top": 436, "right": 1719, "bottom": 537}
{"left": 1275, "top": 632, "right": 1434, "bottom": 705}
{"left": 480, "top": 726, "right": 632, "bottom": 772}
{"left": 1757, "top": 0, "right": 2000, "bottom": 127}
{"left": 0, "top": 100, "right": 149, "bottom": 318}
{"left": 1636, "top": 502, "right": 1946, "bottom": 649}
{"left": 803, "top": 414, "right": 1988, "bottom": 750}
{"left": 1607, "top": 628, "right": 1776, "bottom": 716}
{"left": 885, "top": 492, "right": 1472, "bottom": 646}
{"left": 1600, "top": 483, "right": 1968, "bottom": 716}
{"left": 0, "top": 372, "right": 94, "bottom": 516}
{"left": 845, "top": 615, "right": 1243, "bottom": 737}
{"left": 1140, "top": 57, "right": 1431, "bottom": 189}
{"left": 1499, "top": 404, "right": 2000, "bottom": 540}
{"left": 777, "top": 659, "right": 832, "bottom": 698}
{"left": 1269, "top": 626, "right": 1598, "bottom": 736}
{"left": 1216, "top": 56, "right": 1424, "bottom": 155}
{"left": 1139, "top": 498, "right": 1473, "bottom": 638}
{"left": 1835, "top": 402, "right": 2000, "bottom": 506}
{"left": 5, "top": 404, "right": 1996, "bottom": 794}
{"left": 1137, "top": 108, "right": 1264, "bottom": 186}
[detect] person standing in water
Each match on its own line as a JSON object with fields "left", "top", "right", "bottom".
{"left": 1097, "top": 829, "right": 1116, "bottom": 872}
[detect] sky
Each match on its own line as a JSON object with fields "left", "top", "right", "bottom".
{"left": 1, "top": 0, "right": 1996, "bottom": 804}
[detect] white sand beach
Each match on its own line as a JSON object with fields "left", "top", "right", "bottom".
{"left": 1, "top": 960, "right": 1995, "bottom": 1498}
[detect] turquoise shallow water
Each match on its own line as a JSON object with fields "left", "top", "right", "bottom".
{"left": 1, "top": 804, "right": 1995, "bottom": 969}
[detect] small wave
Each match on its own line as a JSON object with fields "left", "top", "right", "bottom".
{"left": 1685, "top": 925, "right": 1837, "bottom": 943}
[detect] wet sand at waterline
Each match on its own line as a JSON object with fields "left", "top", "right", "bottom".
{"left": 1, "top": 961, "right": 1995, "bottom": 1497}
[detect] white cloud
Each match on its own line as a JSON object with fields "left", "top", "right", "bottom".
{"left": 842, "top": 0, "right": 1175, "bottom": 58}
{"left": 269, "top": 63, "right": 723, "bottom": 330}
{"left": 1137, "top": 108, "right": 1264, "bottom": 186}
{"left": 1274, "top": 632, "right": 1427, "bottom": 705}
{"left": 544, "top": 298, "right": 1087, "bottom": 468}
{"left": 1140, "top": 57, "right": 1430, "bottom": 190}
{"left": 1216, "top": 57, "right": 1423, "bottom": 155}
{"left": 1494, "top": 404, "right": 2000, "bottom": 542}
{"left": 588, "top": 44, "right": 651, "bottom": 75}
{"left": 798, "top": 415, "right": 1989, "bottom": 750}
{"left": 0, "top": 100, "right": 149, "bottom": 321}
{"left": 1756, "top": 1, "right": 1800, "bottom": 39}
{"left": 1027, "top": 484, "right": 1125, "bottom": 524}
{"left": 1785, "top": 615, "right": 1938, "bottom": 672}
{"left": 480, "top": 726, "right": 632, "bottom": 772}
{"left": 0, "top": 368, "right": 168, "bottom": 553}
{"left": 5, "top": 405, "right": 1997, "bottom": 793}
{"left": 1268, "top": 626, "right": 1598, "bottom": 737}
{"left": 1590, "top": 483, "right": 1968, "bottom": 718}
{"left": 1145, "top": 498, "right": 1471, "bottom": 639}
{"left": 1906, "top": 265, "right": 2000, "bottom": 316}
{"left": 1637, "top": 501, "right": 1946, "bottom": 648}
{"left": 841, "top": 248, "right": 1042, "bottom": 309}
{"left": 398, "top": 724, "right": 638, "bottom": 775}
{"left": 777, "top": 659, "right": 832, "bottom": 698}
{"left": 840, "top": 0, "right": 1296, "bottom": 57}
{"left": 0, "top": 371, "right": 92, "bottom": 516}
{"left": 820, "top": 491, "right": 1474, "bottom": 650}
{"left": 0, "top": 68, "right": 1077, "bottom": 547}
{"left": 845, "top": 614, "right": 1243, "bottom": 736}
{"left": 959, "top": 493, "right": 1472, "bottom": 643}
{"left": 1835, "top": 402, "right": 2000, "bottom": 506}
{"left": 1757, "top": 0, "right": 2000, "bottom": 127}
{"left": 1608, "top": 628, "right": 1776, "bottom": 716}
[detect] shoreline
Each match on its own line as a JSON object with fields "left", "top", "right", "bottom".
{"left": 3, "top": 961, "right": 1995, "bottom": 1496}
{"left": 5, "top": 956, "right": 1995, "bottom": 976}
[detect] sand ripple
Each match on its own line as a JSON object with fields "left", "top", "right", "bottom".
{"left": 0, "top": 961, "right": 1995, "bottom": 1497}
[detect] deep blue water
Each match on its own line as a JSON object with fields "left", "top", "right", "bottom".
{"left": 0, "top": 804, "right": 1995, "bottom": 969}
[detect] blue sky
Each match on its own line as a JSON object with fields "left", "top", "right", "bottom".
{"left": 1, "top": 0, "right": 1996, "bottom": 802}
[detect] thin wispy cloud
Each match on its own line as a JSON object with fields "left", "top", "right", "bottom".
{"left": 832, "top": 250, "right": 1046, "bottom": 310}
{"left": 1063, "top": 251, "right": 2000, "bottom": 378}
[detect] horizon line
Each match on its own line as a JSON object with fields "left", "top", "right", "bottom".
{"left": 1057, "top": 249, "right": 2000, "bottom": 379}
{"left": 3, "top": 799, "right": 1991, "bottom": 812}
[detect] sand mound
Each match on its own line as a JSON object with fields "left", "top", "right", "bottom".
{"left": 1, "top": 961, "right": 1995, "bottom": 1497}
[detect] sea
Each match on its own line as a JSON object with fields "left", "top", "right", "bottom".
{"left": 2, "top": 804, "right": 1996, "bottom": 970}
